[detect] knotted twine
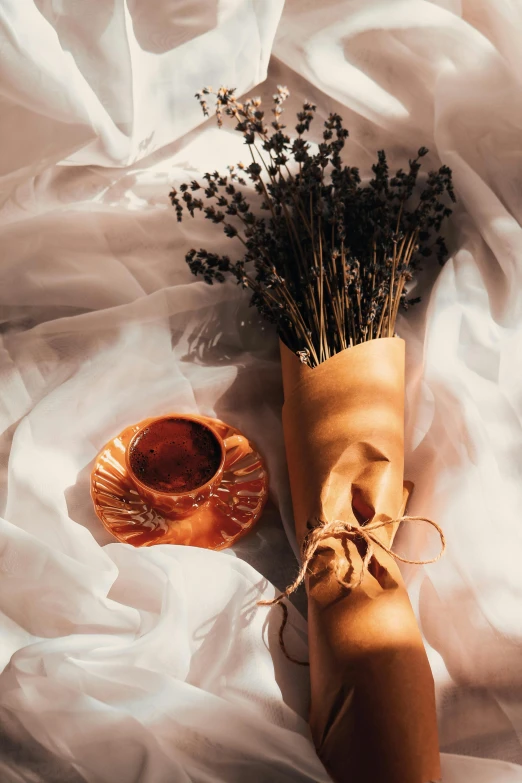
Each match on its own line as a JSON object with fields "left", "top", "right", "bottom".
{"left": 259, "top": 515, "right": 446, "bottom": 665}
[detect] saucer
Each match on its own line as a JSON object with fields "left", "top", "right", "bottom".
{"left": 90, "top": 415, "right": 268, "bottom": 549}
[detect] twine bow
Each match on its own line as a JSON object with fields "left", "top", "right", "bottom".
{"left": 259, "top": 515, "right": 446, "bottom": 665}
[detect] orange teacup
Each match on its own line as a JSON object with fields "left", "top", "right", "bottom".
{"left": 125, "top": 415, "right": 226, "bottom": 517}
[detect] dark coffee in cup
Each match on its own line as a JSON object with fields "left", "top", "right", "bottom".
{"left": 129, "top": 417, "right": 223, "bottom": 493}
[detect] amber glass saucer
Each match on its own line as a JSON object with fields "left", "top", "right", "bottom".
{"left": 90, "top": 415, "right": 268, "bottom": 549}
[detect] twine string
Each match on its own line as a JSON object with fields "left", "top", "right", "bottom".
{"left": 258, "top": 515, "right": 446, "bottom": 664}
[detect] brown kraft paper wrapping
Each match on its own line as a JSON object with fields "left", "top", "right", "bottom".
{"left": 280, "top": 336, "right": 440, "bottom": 783}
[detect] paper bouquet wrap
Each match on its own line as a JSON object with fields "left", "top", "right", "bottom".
{"left": 280, "top": 336, "right": 441, "bottom": 783}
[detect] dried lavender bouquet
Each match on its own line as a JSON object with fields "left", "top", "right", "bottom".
{"left": 170, "top": 86, "right": 455, "bottom": 366}
{"left": 170, "top": 87, "right": 454, "bottom": 783}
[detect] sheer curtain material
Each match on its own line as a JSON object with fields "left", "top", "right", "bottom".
{"left": 0, "top": 1, "right": 521, "bottom": 781}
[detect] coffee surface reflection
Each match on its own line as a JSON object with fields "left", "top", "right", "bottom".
{"left": 129, "top": 417, "right": 222, "bottom": 493}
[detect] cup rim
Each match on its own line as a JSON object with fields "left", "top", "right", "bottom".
{"left": 125, "top": 414, "right": 226, "bottom": 497}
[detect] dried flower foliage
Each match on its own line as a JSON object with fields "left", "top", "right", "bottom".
{"left": 170, "top": 86, "right": 455, "bottom": 367}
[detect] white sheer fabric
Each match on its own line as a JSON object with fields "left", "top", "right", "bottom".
{"left": 1, "top": 1, "right": 522, "bottom": 781}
